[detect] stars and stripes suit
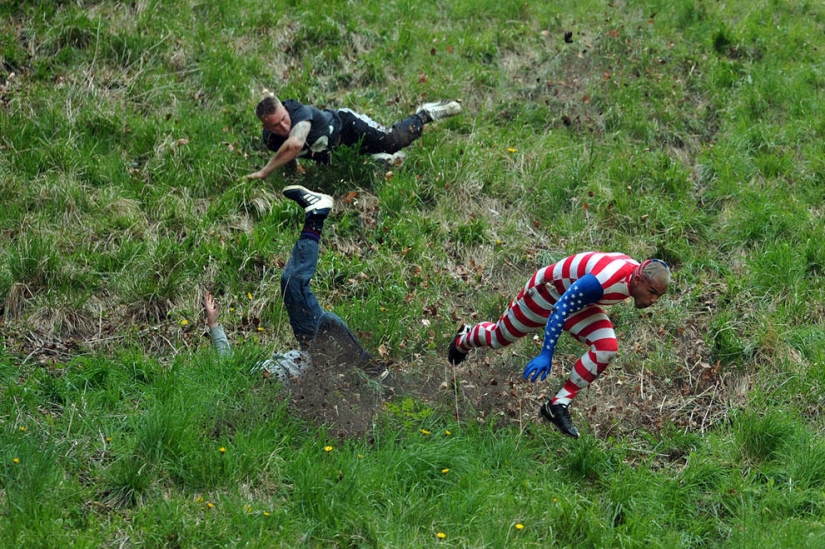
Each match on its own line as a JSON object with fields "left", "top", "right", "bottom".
{"left": 455, "top": 252, "right": 640, "bottom": 405}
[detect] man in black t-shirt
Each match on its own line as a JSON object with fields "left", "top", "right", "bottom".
{"left": 245, "top": 95, "right": 461, "bottom": 180}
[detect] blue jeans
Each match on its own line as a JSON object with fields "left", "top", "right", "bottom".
{"left": 281, "top": 237, "right": 368, "bottom": 365}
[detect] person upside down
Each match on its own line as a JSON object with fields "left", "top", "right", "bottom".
{"left": 205, "top": 186, "right": 393, "bottom": 386}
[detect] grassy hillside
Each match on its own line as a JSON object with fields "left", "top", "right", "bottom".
{"left": 1, "top": 0, "right": 824, "bottom": 546}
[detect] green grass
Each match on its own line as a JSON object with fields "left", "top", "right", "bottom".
{"left": 2, "top": 0, "right": 825, "bottom": 545}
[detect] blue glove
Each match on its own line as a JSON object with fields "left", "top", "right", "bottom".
{"left": 523, "top": 353, "right": 552, "bottom": 382}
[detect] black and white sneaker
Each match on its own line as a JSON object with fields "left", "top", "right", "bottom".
{"left": 283, "top": 185, "right": 334, "bottom": 214}
{"left": 447, "top": 324, "right": 470, "bottom": 365}
{"left": 417, "top": 100, "right": 462, "bottom": 123}
{"left": 540, "top": 402, "right": 580, "bottom": 438}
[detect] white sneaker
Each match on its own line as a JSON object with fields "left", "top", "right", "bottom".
{"left": 282, "top": 185, "right": 334, "bottom": 214}
{"left": 417, "top": 99, "right": 462, "bottom": 122}
{"left": 370, "top": 151, "right": 406, "bottom": 168}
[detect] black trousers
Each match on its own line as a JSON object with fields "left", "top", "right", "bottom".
{"left": 337, "top": 108, "right": 425, "bottom": 154}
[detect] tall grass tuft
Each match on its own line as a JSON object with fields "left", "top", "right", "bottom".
{"left": 733, "top": 408, "right": 794, "bottom": 463}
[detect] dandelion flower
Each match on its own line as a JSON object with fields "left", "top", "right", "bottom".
{"left": 516, "top": 523, "right": 524, "bottom": 530}
{"left": 507, "top": 147, "right": 517, "bottom": 153}
{"left": 247, "top": 292, "right": 253, "bottom": 300}
{"left": 420, "top": 429, "right": 431, "bottom": 435}
{"left": 263, "top": 511, "right": 270, "bottom": 517}
{"left": 437, "top": 532, "right": 446, "bottom": 539}
{"left": 106, "top": 437, "right": 112, "bottom": 443}
{"left": 229, "top": 307, "right": 235, "bottom": 312}
{"left": 12, "top": 458, "right": 19, "bottom": 464}
{"left": 257, "top": 326, "right": 264, "bottom": 332}
{"left": 357, "top": 454, "right": 364, "bottom": 459}
{"left": 324, "top": 446, "right": 333, "bottom": 452}
{"left": 19, "top": 426, "right": 26, "bottom": 432}
{"left": 442, "top": 468, "right": 450, "bottom": 474}
{"left": 445, "top": 430, "right": 451, "bottom": 435}
{"left": 246, "top": 505, "right": 252, "bottom": 513}
{"left": 219, "top": 447, "right": 226, "bottom": 454}
{"left": 207, "top": 502, "right": 214, "bottom": 509}
{"left": 180, "top": 319, "right": 188, "bottom": 326}
{"left": 553, "top": 497, "right": 559, "bottom": 503}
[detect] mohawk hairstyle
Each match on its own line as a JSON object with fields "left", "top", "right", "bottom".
{"left": 640, "top": 259, "right": 671, "bottom": 288}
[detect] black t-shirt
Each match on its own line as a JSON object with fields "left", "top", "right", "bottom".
{"left": 262, "top": 99, "right": 341, "bottom": 161}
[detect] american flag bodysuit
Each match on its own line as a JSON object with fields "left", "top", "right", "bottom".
{"left": 455, "top": 252, "right": 640, "bottom": 405}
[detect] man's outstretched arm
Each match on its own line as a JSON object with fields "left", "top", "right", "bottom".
{"left": 246, "top": 121, "right": 311, "bottom": 180}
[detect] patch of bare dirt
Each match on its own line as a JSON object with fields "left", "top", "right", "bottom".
{"left": 285, "top": 362, "right": 393, "bottom": 440}
{"left": 272, "top": 313, "right": 747, "bottom": 448}
{"left": 400, "top": 317, "right": 747, "bottom": 447}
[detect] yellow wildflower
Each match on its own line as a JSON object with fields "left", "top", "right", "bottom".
{"left": 420, "top": 429, "right": 431, "bottom": 435}
{"left": 12, "top": 458, "right": 19, "bottom": 464}
{"left": 437, "top": 532, "right": 446, "bottom": 539}
{"left": 507, "top": 147, "right": 517, "bottom": 153}
{"left": 219, "top": 447, "right": 226, "bottom": 454}
{"left": 324, "top": 446, "right": 333, "bottom": 452}
{"left": 516, "top": 523, "right": 524, "bottom": 530}
{"left": 180, "top": 319, "right": 188, "bottom": 326}
{"left": 442, "top": 468, "right": 449, "bottom": 474}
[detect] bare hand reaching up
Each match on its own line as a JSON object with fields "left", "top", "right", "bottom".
{"left": 204, "top": 291, "right": 221, "bottom": 328}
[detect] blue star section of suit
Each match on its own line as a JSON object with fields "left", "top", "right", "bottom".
{"left": 522, "top": 274, "right": 605, "bottom": 382}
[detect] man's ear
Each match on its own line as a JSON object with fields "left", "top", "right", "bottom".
{"left": 629, "top": 268, "right": 641, "bottom": 290}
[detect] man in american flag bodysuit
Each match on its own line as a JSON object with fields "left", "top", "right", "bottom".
{"left": 448, "top": 252, "right": 670, "bottom": 438}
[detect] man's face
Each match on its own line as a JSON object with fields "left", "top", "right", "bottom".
{"left": 261, "top": 102, "right": 291, "bottom": 137}
{"left": 631, "top": 274, "right": 667, "bottom": 309}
